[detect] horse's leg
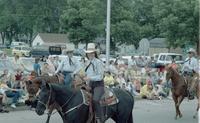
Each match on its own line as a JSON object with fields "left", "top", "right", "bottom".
{"left": 127, "top": 111, "right": 133, "bottom": 123}
{"left": 58, "top": 110, "right": 66, "bottom": 122}
{"left": 193, "top": 90, "right": 199, "bottom": 119}
{"left": 46, "top": 112, "right": 52, "bottom": 123}
{"left": 177, "top": 96, "right": 184, "bottom": 118}
{"left": 172, "top": 94, "right": 179, "bottom": 119}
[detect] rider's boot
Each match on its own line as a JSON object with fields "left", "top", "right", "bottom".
{"left": 94, "top": 101, "right": 104, "bottom": 123}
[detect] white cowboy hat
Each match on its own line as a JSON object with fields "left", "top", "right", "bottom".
{"left": 66, "top": 46, "right": 74, "bottom": 52}
{"left": 85, "top": 43, "right": 97, "bottom": 53}
{"left": 187, "top": 48, "right": 196, "bottom": 54}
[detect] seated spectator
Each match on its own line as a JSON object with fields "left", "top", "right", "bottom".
{"left": 116, "top": 71, "right": 126, "bottom": 88}
{"left": 0, "top": 69, "right": 12, "bottom": 87}
{"left": 140, "top": 80, "right": 156, "bottom": 99}
{"left": 153, "top": 79, "right": 167, "bottom": 98}
{"left": 134, "top": 79, "right": 141, "bottom": 93}
{"left": 126, "top": 81, "right": 140, "bottom": 96}
{"left": 0, "top": 82, "right": 21, "bottom": 108}
{"left": 14, "top": 69, "right": 23, "bottom": 89}
{"left": 104, "top": 71, "right": 115, "bottom": 88}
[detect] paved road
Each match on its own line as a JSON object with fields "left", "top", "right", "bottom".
{"left": 0, "top": 99, "right": 198, "bottom": 123}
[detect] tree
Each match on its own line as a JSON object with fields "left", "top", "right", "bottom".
{"left": 152, "top": 0, "right": 199, "bottom": 50}
{"left": 60, "top": 0, "right": 105, "bottom": 45}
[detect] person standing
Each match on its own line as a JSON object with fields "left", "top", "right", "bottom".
{"left": 33, "top": 58, "right": 41, "bottom": 77}
{"left": 83, "top": 43, "right": 105, "bottom": 123}
{"left": 55, "top": 47, "right": 81, "bottom": 87}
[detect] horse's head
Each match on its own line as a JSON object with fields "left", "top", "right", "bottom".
{"left": 165, "top": 65, "right": 174, "bottom": 82}
{"left": 35, "top": 82, "right": 55, "bottom": 116}
{"left": 25, "top": 79, "right": 40, "bottom": 101}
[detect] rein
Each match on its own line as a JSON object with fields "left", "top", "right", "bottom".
{"left": 38, "top": 84, "right": 53, "bottom": 109}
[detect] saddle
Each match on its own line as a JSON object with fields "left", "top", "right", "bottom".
{"left": 81, "top": 86, "right": 119, "bottom": 106}
{"left": 80, "top": 87, "right": 119, "bottom": 123}
{"left": 55, "top": 73, "right": 64, "bottom": 84}
{"left": 99, "top": 88, "right": 119, "bottom": 106}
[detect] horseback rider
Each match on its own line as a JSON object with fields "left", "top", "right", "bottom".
{"left": 182, "top": 48, "right": 199, "bottom": 100}
{"left": 55, "top": 47, "right": 81, "bottom": 87}
{"left": 83, "top": 43, "right": 105, "bottom": 123}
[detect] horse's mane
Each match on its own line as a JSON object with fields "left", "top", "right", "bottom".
{"left": 167, "top": 66, "right": 186, "bottom": 86}
{"left": 50, "top": 83, "right": 77, "bottom": 97}
{"left": 31, "top": 75, "right": 59, "bottom": 84}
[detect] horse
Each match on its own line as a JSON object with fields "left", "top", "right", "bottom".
{"left": 35, "top": 82, "right": 134, "bottom": 123}
{"left": 165, "top": 66, "right": 199, "bottom": 119}
{"left": 24, "top": 73, "right": 65, "bottom": 123}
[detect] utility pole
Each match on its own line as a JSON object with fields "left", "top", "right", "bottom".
{"left": 106, "top": 0, "right": 111, "bottom": 70}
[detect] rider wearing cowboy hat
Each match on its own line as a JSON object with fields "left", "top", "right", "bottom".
{"left": 83, "top": 43, "right": 105, "bottom": 123}
{"left": 182, "top": 48, "right": 198, "bottom": 100}
{"left": 55, "top": 46, "right": 81, "bottom": 87}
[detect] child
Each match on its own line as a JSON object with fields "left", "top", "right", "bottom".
{"left": 14, "top": 69, "right": 23, "bottom": 89}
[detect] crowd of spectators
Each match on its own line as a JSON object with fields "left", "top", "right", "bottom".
{"left": 0, "top": 54, "right": 170, "bottom": 112}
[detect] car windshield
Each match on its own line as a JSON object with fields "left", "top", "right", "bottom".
{"left": 166, "top": 55, "right": 183, "bottom": 61}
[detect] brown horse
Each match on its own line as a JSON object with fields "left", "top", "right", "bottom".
{"left": 165, "top": 66, "right": 199, "bottom": 119}
{"left": 25, "top": 73, "right": 64, "bottom": 123}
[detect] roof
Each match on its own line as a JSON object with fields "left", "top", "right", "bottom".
{"left": 149, "top": 38, "right": 167, "bottom": 48}
{"left": 38, "top": 33, "right": 69, "bottom": 44}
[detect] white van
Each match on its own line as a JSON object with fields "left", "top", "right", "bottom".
{"left": 156, "top": 53, "right": 184, "bottom": 65}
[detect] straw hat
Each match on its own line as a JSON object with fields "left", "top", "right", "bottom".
{"left": 85, "top": 43, "right": 97, "bottom": 53}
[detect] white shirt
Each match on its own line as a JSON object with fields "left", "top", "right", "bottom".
{"left": 85, "top": 58, "right": 104, "bottom": 81}
{"left": 128, "top": 59, "right": 137, "bottom": 68}
{"left": 182, "top": 57, "right": 198, "bottom": 73}
{"left": 55, "top": 56, "right": 81, "bottom": 75}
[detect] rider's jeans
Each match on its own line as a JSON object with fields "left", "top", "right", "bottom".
{"left": 62, "top": 71, "right": 72, "bottom": 87}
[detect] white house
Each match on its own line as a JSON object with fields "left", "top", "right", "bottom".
{"left": 32, "top": 33, "right": 86, "bottom": 49}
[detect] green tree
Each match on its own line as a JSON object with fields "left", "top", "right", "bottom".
{"left": 152, "top": 0, "right": 199, "bottom": 49}
{"left": 60, "top": 0, "right": 105, "bottom": 45}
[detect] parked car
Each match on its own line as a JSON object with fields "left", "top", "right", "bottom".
{"left": 12, "top": 46, "right": 31, "bottom": 57}
{"left": 30, "top": 46, "right": 62, "bottom": 58}
{"left": 30, "top": 46, "right": 49, "bottom": 58}
{"left": 155, "top": 53, "right": 184, "bottom": 68}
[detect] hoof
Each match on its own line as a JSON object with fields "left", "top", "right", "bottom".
{"left": 174, "top": 116, "right": 177, "bottom": 120}
{"left": 193, "top": 115, "right": 196, "bottom": 119}
{"left": 179, "top": 114, "right": 182, "bottom": 118}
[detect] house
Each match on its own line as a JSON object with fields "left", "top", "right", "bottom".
{"left": 32, "top": 33, "right": 86, "bottom": 50}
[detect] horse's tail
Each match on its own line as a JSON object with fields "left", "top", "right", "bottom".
{"left": 127, "top": 110, "right": 134, "bottom": 123}
{"left": 124, "top": 90, "right": 135, "bottom": 107}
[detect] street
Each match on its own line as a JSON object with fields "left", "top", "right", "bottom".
{"left": 0, "top": 99, "right": 198, "bottom": 123}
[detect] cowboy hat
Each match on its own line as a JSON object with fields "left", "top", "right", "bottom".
{"left": 85, "top": 43, "right": 97, "bottom": 53}
{"left": 187, "top": 48, "right": 196, "bottom": 54}
{"left": 66, "top": 46, "right": 74, "bottom": 52}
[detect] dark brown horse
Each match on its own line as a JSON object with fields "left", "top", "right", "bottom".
{"left": 165, "top": 66, "right": 199, "bottom": 119}
{"left": 25, "top": 73, "right": 64, "bottom": 123}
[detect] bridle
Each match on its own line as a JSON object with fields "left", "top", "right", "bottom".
{"left": 37, "top": 84, "right": 53, "bottom": 109}
{"left": 37, "top": 84, "right": 75, "bottom": 112}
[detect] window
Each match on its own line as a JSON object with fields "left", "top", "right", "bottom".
{"left": 159, "top": 55, "right": 165, "bottom": 60}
